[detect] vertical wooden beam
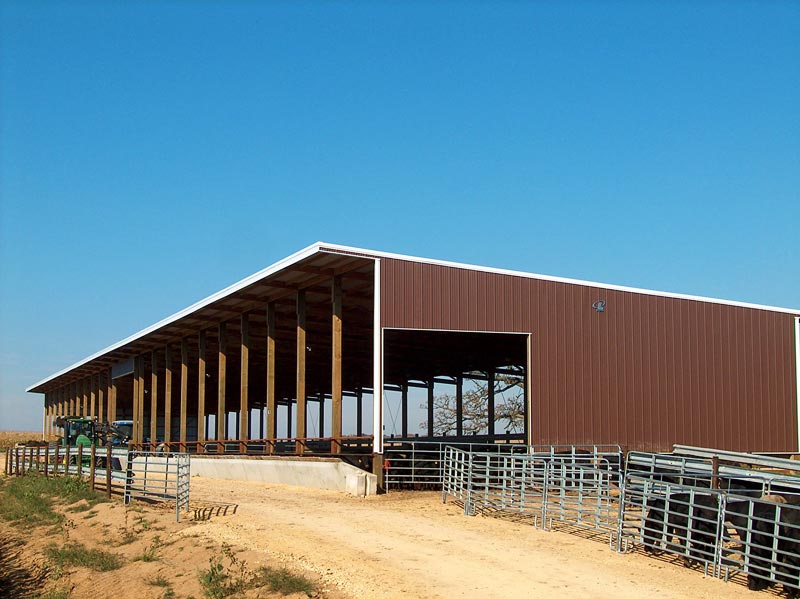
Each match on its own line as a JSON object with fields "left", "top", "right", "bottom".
{"left": 43, "top": 394, "right": 49, "bottom": 439}
{"left": 69, "top": 382, "right": 76, "bottom": 416}
{"left": 97, "top": 373, "right": 105, "bottom": 423}
{"left": 318, "top": 392, "right": 325, "bottom": 438}
{"left": 427, "top": 378, "right": 435, "bottom": 437}
{"left": 487, "top": 368, "right": 495, "bottom": 438}
{"left": 286, "top": 402, "right": 293, "bottom": 438}
{"left": 356, "top": 387, "right": 363, "bottom": 436}
{"left": 401, "top": 383, "right": 409, "bottom": 438}
{"left": 107, "top": 368, "right": 114, "bottom": 423}
{"left": 296, "top": 291, "right": 307, "bottom": 454}
{"left": 456, "top": 375, "right": 463, "bottom": 437}
{"left": 180, "top": 338, "right": 188, "bottom": 449}
{"left": 331, "top": 275, "right": 343, "bottom": 452}
{"left": 240, "top": 313, "right": 250, "bottom": 447}
{"left": 164, "top": 345, "right": 173, "bottom": 444}
{"left": 132, "top": 357, "right": 141, "bottom": 444}
{"left": 89, "top": 375, "right": 96, "bottom": 418}
{"left": 266, "top": 303, "right": 276, "bottom": 452}
{"left": 82, "top": 377, "right": 88, "bottom": 416}
{"left": 150, "top": 350, "right": 159, "bottom": 446}
{"left": 217, "top": 322, "right": 227, "bottom": 442}
{"left": 197, "top": 331, "right": 206, "bottom": 445}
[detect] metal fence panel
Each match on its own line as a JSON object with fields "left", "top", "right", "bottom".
{"left": 124, "top": 451, "right": 190, "bottom": 521}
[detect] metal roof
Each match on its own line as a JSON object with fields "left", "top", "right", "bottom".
{"left": 27, "top": 241, "right": 799, "bottom": 394}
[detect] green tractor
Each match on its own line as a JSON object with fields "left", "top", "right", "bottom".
{"left": 53, "top": 416, "right": 129, "bottom": 469}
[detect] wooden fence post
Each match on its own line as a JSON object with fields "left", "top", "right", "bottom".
{"left": 77, "top": 445, "right": 84, "bottom": 479}
{"left": 106, "top": 444, "right": 112, "bottom": 498}
{"left": 65, "top": 445, "right": 71, "bottom": 476}
{"left": 90, "top": 445, "right": 96, "bottom": 490}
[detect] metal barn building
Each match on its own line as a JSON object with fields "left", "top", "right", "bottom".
{"left": 27, "top": 242, "right": 800, "bottom": 471}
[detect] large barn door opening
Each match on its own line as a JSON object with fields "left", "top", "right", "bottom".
{"left": 382, "top": 329, "right": 529, "bottom": 444}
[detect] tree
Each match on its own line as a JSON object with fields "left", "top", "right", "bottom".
{"left": 421, "top": 367, "right": 525, "bottom": 436}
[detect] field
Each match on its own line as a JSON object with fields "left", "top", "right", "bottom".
{"left": 0, "top": 438, "right": 763, "bottom": 599}
{"left": 0, "top": 431, "right": 42, "bottom": 450}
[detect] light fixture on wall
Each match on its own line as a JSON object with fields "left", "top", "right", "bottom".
{"left": 592, "top": 300, "right": 606, "bottom": 313}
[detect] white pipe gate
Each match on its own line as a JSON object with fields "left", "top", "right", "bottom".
{"left": 124, "top": 450, "right": 191, "bottom": 521}
{"left": 442, "top": 445, "right": 800, "bottom": 594}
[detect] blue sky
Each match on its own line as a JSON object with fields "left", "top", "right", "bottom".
{"left": 1, "top": 1, "right": 798, "bottom": 431}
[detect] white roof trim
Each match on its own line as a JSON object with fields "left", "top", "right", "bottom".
{"left": 27, "top": 242, "right": 335, "bottom": 392}
{"left": 28, "top": 240, "right": 799, "bottom": 393}
{"left": 317, "top": 242, "right": 800, "bottom": 316}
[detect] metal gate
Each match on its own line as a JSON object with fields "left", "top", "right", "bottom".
{"left": 123, "top": 450, "right": 190, "bottom": 521}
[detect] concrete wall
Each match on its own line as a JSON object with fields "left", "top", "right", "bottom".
{"left": 190, "top": 456, "right": 377, "bottom": 496}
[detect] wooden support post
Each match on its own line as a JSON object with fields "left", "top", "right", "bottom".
{"left": 133, "top": 357, "right": 141, "bottom": 444}
{"left": 43, "top": 395, "right": 49, "bottom": 440}
{"left": 97, "top": 373, "right": 105, "bottom": 424}
{"left": 487, "top": 368, "right": 495, "bottom": 438}
{"left": 266, "top": 303, "right": 276, "bottom": 453}
{"left": 259, "top": 407, "right": 264, "bottom": 440}
{"left": 240, "top": 313, "right": 250, "bottom": 451}
{"left": 427, "top": 378, "right": 434, "bottom": 438}
{"left": 287, "top": 402, "right": 293, "bottom": 438}
{"left": 82, "top": 377, "right": 88, "bottom": 416}
{"left": 296, "top": 291, "right": 307, "bottom": 454}
{"left": 318, "top": 393, "right": 325, "bottom": 438}
{"left": 197, "top": 331, "right": 206, "bottom": 448}
{"left": 180, "top": 337, "right": 189, "bottom": 451}
{"left": 108, "top": 368, "right": 116, "bottom": 423}
{"left": 217, "top": 322, "right": 227, "bottom": 442}
{"left": 402, "top": 383, "right": 409, "bottom": 438}
{"left": 90, "top": 375, "right": 96, "bottom": 418}
{"left": 90, "top": 445, "right": 96, "bottom": 490}
{"left": 150, "top": 350, "right": 159, "bottom": 448}
{"left": 356, "top": 387, "right": 363, "bottom": 437}
{"left": 331, "top": 275, "right": 343, "bottom": 453}
{"left": 68, "top": 382, "right": 75, "bottom": 416}
{"left": 456, "top": 375, "right": 463, "bottom": 437}
{"left": 164, "top": 345, "right": 173, "bottom": 445}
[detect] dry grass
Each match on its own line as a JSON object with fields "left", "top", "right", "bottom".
{"left": 0, "top": 431, "right": 42, "bottom": 450}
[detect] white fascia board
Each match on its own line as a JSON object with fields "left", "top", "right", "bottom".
{"left": 318, "top": 242, "right": 800, "bottom": 316}
{"left": 27, "top": 242, "right": 330, "bottom": 393}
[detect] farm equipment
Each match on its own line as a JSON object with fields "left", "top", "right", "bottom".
{"left": 52, "top": 416, "right": 130, "bottom": 469}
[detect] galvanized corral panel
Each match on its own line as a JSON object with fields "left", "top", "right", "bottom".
{"left": 380, "top": 258, "right": 798, "bottom": 453}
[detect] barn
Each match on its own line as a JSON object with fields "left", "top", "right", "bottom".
{"left": 27, "top": 242, "right": 800, "bottom": 482}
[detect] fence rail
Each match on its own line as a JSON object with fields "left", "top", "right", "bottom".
{"left": 386, "top": 440, "right": 621, "bottom": 491}
{"left": 5, "top": 445, "right": 190, "bottom": 521}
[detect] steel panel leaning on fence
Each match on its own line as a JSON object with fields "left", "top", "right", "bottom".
{"left": 123, "top": 450, "right": 190, "bottom": 521}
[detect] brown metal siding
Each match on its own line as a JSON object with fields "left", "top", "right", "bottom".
{"left": 380, "top": 258, "right": 798, "bottom": 452}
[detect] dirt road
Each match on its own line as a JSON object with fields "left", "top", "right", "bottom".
{"left": 186, "top": 477, "right": 755, "bottom": 599}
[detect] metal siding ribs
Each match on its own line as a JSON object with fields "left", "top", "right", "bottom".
{"left": 380, "top": 258, "right": 798, "bottom": 452}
